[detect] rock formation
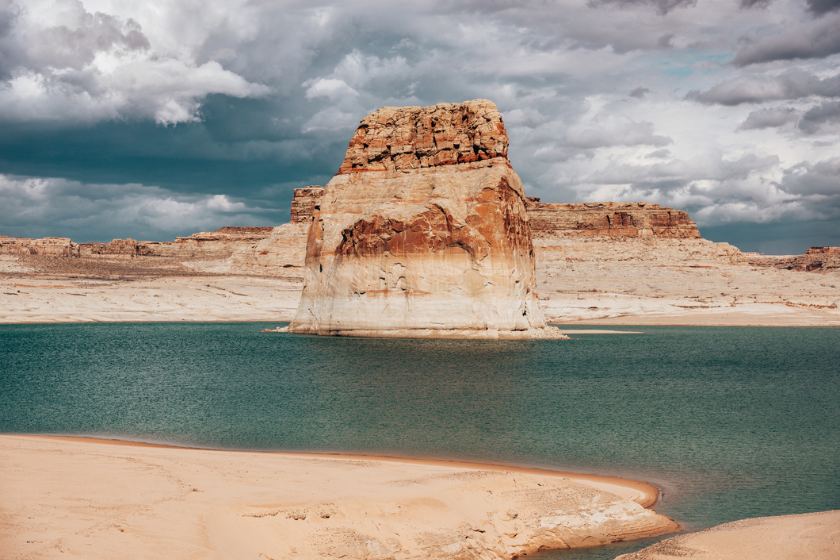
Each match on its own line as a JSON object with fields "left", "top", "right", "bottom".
{"left": 291, "top": 187, "right": 325, "bottom": 222}
{"left": 0, "top": 228, "right": 275, "bottom": 261}
{"left": 288, "top": 100, "right": 564, "bottom": 338}
{"left": 525, "top": 200, "right": 701, "bottom": 238}
{"left": 0, "top": 236, "right": 79, "bottom": 257}
{"left": 740, "top": 246, "right": 840, "bottom": 273}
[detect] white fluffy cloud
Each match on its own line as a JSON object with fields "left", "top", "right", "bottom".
{"left": 0, "top": 0, "right": 269, "bottom": 124}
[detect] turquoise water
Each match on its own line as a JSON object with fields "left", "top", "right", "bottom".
{"left": 1, "top": 323, "right": 838, "bottom": 558}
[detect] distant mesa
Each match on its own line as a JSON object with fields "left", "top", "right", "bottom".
{"left": 287, "top": 99, "right": 566, "bottom": 339}
{"left": 525, "top": 199, "right": 701, "bottom": 239}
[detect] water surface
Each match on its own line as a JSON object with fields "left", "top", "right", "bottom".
{"left": 2, "top": 323, "right": 838, "bottom": 558}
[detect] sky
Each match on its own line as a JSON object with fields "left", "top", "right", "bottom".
{"left": 0, "top": 0, "right": 838, "bottom": 254}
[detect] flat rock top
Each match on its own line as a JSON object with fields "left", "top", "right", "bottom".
{"left": 338, "top": 99, "right": 509, "bottom": 173}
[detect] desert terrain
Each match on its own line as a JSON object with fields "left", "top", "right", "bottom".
{"left": 2, "top": 201, "right": 837, "bottom": 327}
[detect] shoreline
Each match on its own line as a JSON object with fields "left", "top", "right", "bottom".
{"left": 2, "top": 317, "right": 838, "bottom": 328}
{"left": 14, "top": 434, "right": 661, "bottom": 508}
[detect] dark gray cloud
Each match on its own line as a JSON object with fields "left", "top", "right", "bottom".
{"left": 806, "top": 0, "right": 840, "bottom": 16}
{"left": 629, "top": 87, "right": 651, "bottom": 98}
{"left": 732, "top": 13, "right": 840, "bottom": 65}
{"left": 687, "top": 69, "right": 840, "bottom": 105}
{"left": 798, "top": 100, "right": 840, "bottom": 133}
{"left": 587, "top": 0, "right": 697, "bottom": 16}
{"left": 780, "top": 156, "right": 840, "bottom": 195}
{"left": 738, "top": 107, "right": 799, "bottom": 129}
{"left": 739, "top": 0, "right": 772, "bottom": 8}
{"left": 701, "top": 219, "right": 840, "bottom": 254}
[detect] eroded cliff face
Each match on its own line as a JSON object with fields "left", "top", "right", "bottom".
{"left": 526, "top": 200, "right": 701, "bottom": 239}
{"left": 289, "top": 100, "right": 560, "bottom": 338}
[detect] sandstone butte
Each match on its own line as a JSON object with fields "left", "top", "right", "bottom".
{"left": 286, "top": 100, "right": 566, "bottom": 339}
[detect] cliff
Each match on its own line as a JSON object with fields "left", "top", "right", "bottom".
{"left": 289, "top": 100, "right": 562, "bottom": 338}
{"left": 525, "top": 199, "right": 701, "bottom": 238}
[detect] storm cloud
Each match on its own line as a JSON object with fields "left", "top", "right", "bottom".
{"left": 732, "top": 13, "right": 840, "bottom": 66}
{"left": 0, "top": 0, "right": 838, "bottom": 254}
{"left": 687, "top": 69, "right": 840, "bottom": 106}
{"left": 739, "top": 108, "right": 800, "bottom": 130}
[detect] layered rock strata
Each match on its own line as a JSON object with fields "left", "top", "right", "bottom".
{"left": 525, "top": 200, "right": 701, "bottom": 238}
{"left": 289, "top": 100, "right": 563, "bottom": 338}
{"left": 291, "top": 187, "right": 325, "bottom": 222}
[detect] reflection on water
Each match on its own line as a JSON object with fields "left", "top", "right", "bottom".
{"left": 1, "top": 323, "right": 838, "bottom": 559}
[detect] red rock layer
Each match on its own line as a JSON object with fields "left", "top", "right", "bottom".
{"left": 525, "top": 200, "right": 702, "bottom": 239}
{"left": 333, "top": 178, "right": 532, "bottom": 265}
{"left": 337, "top": 99, "right": 508, "bottom": 173}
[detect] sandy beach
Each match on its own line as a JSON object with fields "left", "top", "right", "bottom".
{"left": 0, "top": 435, "right": 679, "bottom": 559}
{"left": 615, "top": 510, "right": 840, "bottom": 560}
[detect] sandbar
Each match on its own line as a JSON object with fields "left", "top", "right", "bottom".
{"left": 616, "top": 510, "right": 840, "bottom": 560}
{"left": 0, "top": 435, "right": 679, "bottom": 559}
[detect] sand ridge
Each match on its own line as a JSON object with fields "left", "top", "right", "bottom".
{"left": 0, "top": 435, "right": 680, "bottom": 559}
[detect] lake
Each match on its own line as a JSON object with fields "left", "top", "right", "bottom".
{"left": 1, "top": 322, "right": 838, "bottom": 559}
